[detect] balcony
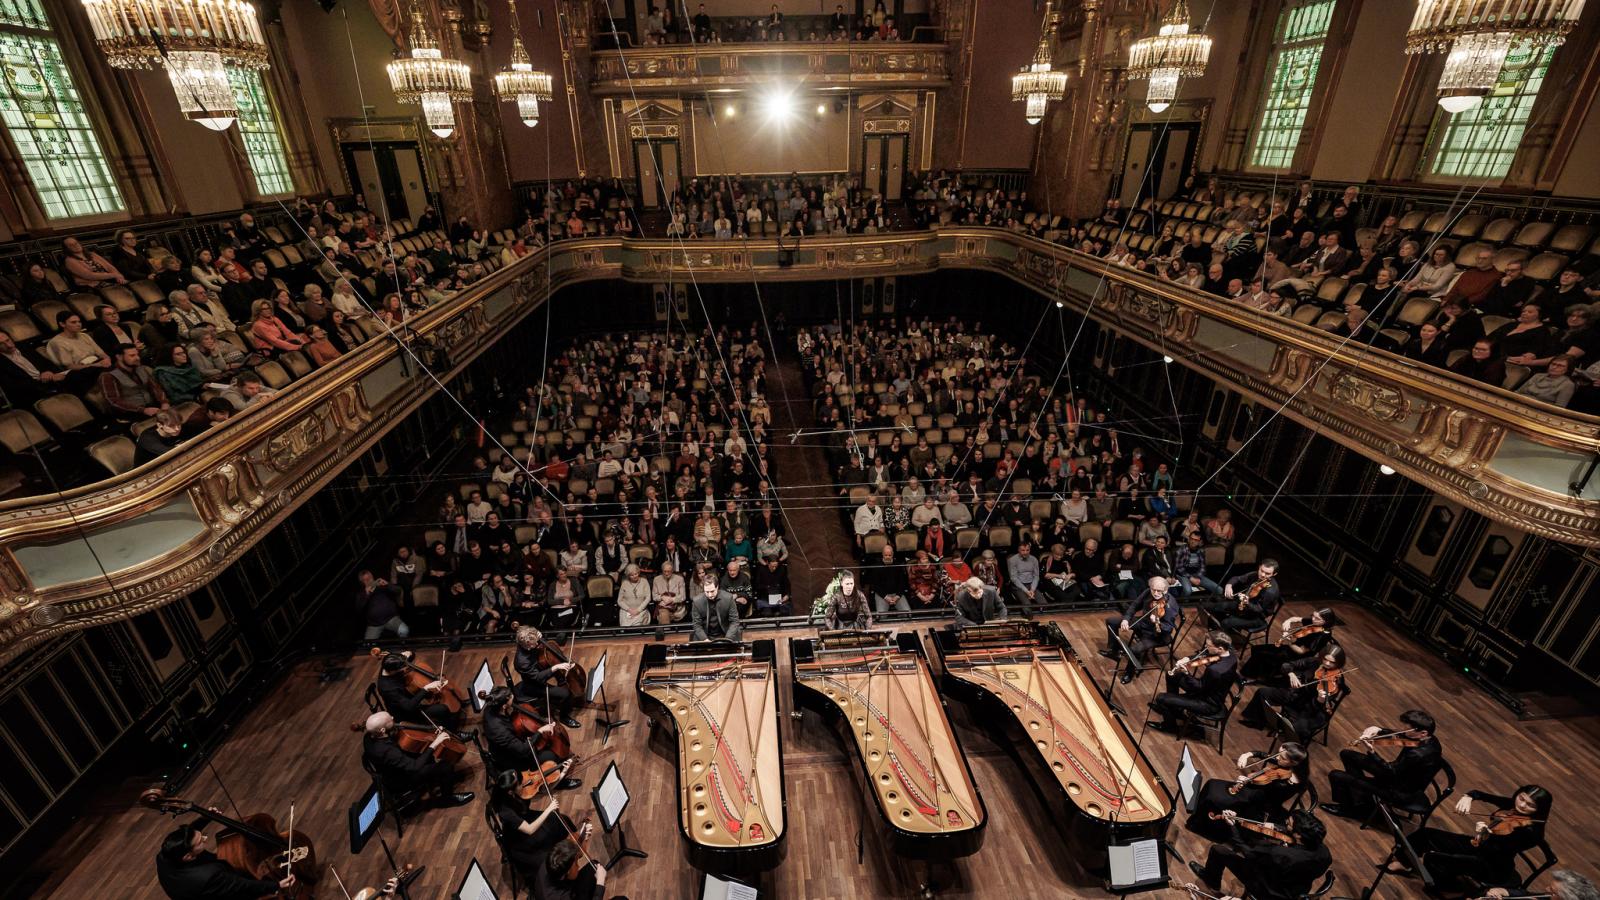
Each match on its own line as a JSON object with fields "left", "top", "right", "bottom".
{"left": 588, "top": 41, "right": 950, "bottom": 95}
{"left": 0, "top": 229, "right": 1595, "bottom": 663}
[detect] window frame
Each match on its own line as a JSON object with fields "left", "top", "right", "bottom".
{"left": 1245, "top": 0, "right": 1339, "bottom": 173}
{"left": 1421, "top": 39, "right": 1555, "bottom": 184}
{"left": 227, "top": 66, "right": 296, "bottom": 200}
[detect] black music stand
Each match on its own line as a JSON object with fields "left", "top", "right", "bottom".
{"left": 1103, "top": 623, "right": 1158, "bottom": 713}
{"left": 380, "top": 836, "right": 423, "bottom": 900}
{"left": 589, "top": 651, "right": 629, "bottom": 744}
{"left": 1359, "top": 802, "right": 1434, "bottom": 900}
{"left": 592, "top": 761, "right": 648, "bottom": 869}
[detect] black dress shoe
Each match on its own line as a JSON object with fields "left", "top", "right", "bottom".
{"left": 1120, "top": 671, "right": 1136, "bottom": 685}
{"left": 1188, "top": 861, "right": 1219, "bottom": 890}
{"left": 442, "top": 791, "right": 475, "bottom": 807}
{"left": 1318, "top": 802, "right": 1350, "bottom": 818}
{"left": 1145, "top": 719, "right": 1179, "bottom": 735}
{"left": 557, "top": 778, "right": 583, "bottom": 791}
{"left": 561, "top": 717, "right": 582, "bottom": 729}
{"left": 1098, "top": 649, "right": 1119, "bottom": 660}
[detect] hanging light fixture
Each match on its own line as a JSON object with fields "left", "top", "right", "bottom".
{"left": 1011, "top": 0, "right": 1068, "bottom": 125}
{"left": 1406, "top": 0, "right": 1585, "bottom": 113}
{"left": 388, "top": 0, "right": 474, "bottom": 138}
{"left": 81, "top": 0, "right": 270, "bottom": 131}
{"left": 493, "top": 0, "right": 553, "bottom": 127}
{"left": 1127, "top": 0, "right": 1212, "bottom": 113}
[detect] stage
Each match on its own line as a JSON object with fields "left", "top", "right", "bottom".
{"left": 29, "top": 602, "right": 1600, "bottom": 899}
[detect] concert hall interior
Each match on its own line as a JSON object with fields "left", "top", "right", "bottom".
{"left": 3, "top": 0, "right": 1600, "bottom": 898}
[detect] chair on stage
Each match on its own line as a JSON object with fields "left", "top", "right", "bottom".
{"left": 361, "top": 755, "right": 425, "bottom": 838}
{"left": 363, "top": 683, "right": 384, "bottom": 714}
{"left": 1265, "top": 685, "right": 1351, "bottom": 751}
{"left": 1299, "top": 868, "right": 1335, "bottom": 899}
{"left": 1179, "top": 680, "right": 1246, "bottom": 755}
{"left": 1360, "top": 758, "right": 1455, "bottom": 833}
{"left": 483, "top": 798, "right": 526, "bottom": 899}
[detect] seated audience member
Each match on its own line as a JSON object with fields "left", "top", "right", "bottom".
{"left": 89, "top": 305, "right": 141, "bottom": 358}
{"left": 248, "top": 299, "right": 308, "bottom": 354}
{"left": 18, "top": 263, "right": 61, "bottom": 307}
{"left": 101, "top": 346, "right": 169, "bottom": 420}
{"left": 0, "top": 327, "right": 71, "bottom": 403}
{"left": 304, "top": 324, "right": 344, "bottom": 367}
{"left": 219, "top": 372, "right": 277, "bottom": 410}
{"left": 61, "top": 237, "right": 126, "bottom": 288}
{"left": 153, "top": 344, "right": 206, "bottom": 404}
{"left": 1516, "top": 356, "right": 1576, "bottom": 408}
{"left": 108, "top": 229, "right": 154, "bottom": 281}
{"left": 133, "top": 409, "right": 186, "bottom": 465}
{"left": 1492, "top": 304, "right": 1558, "bottom": 369}
{"left": 1441, "top": 248, "right": 1500, "bottom": 309}
{"left": 1478, "top": 258, "right": 1537, "bottom": 317}
{"left": 1449, "top": 339, "right": 1508, "bottom": 388}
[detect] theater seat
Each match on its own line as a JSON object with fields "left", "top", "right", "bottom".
{"left": 87, "top": 435, "right": 136, "bottom": 476}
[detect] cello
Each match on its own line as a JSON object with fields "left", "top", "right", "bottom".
{"left": 481, "top": 690, "right": 574, "bottom": 761}
{"left": 140, "top": 788, "right": 318, "bottom": 898}
{"left": 369, "top": 647, "right": 466, "bottom": 715}
{"left": 349, "top": 720, "right": 469, "bottom": 765}
{"left": 534, "top": 633, "right": 587, "bottom": 700}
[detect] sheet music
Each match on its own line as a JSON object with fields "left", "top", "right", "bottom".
{"left": 703, "top": 873, "right": 758, "bottom": 900}
{"left": 1107, "top": 839, "right": 1163, "bottom": 887}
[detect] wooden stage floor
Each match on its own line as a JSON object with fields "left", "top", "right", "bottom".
{"left": 29, "top": 602, "right": 1600, "bottom": 899}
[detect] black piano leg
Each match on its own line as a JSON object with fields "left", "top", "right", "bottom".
{"left": 918, "top": 858, "right": 941, "bottom": 898}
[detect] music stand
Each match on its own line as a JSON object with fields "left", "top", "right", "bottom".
{"left": 700, "top": 872, "right": 759, "bottom": 900}
{"left": 453, "top": 857, "right": 499, "bottom": 900}
{"left": 1174, "top": 744, "right": 1203, "bottom": 814}
{"left": 1104, "top": 837, "right": 1170, "bottom": 895}
{"left": 1359, "top": 801, "right": 1434, "bottom": 900}
{"left": 1103, "top": 623, "right": 1155, "bottom": 712}
{"left": 589, "top": 651, "right": 629, "bottom": 743}
{"left": 470, "top": 660, "right": 495, "bottom": 714}
{"left": 347, "top": 781, "right": 383, "bottom": 854}
{"left": 592, "top": 761, "right": 648, "bottom": 869}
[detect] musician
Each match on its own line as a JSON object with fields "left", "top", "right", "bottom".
{"left": 513, "top": 625, "right": 581, "bottom": 728}
{"left": 1387, "top": 784, "right": 1552, "bottom": 891}
{"left": 1238, "top": 645, "right": 1346, "bottom": 741}
{"left": 1148, "top": 631, "right": 1238, "bottom": 734}
{"left": 1099, "top": 575, "right": 1182, "bottom": 684}
{"left": 1186, "top": 744, "right": 1310, "bottom": 842}
{"left": 1320, "top": 708, "right": 1442, "bottom": 820}
{"left": 1238, "top": 607, "right": 1337, "bottom": 682}
{"left": 1483, "top": 869, "right": 1598, "bottom": 899}
{"left": 359, "top": 711, "right": 474, "bottom": 807}
{"left": 1186, "top": 810, "right": 1332, "bottom": 900}
{"left": 822, "top": 571, "right": 873, "bottom": 631}
{"left": 481, "top": 686, "right": 583, "bottom": 790}
{"left": 377, "top": 652, "right": 465, "bottom": 732}
{"left": 692, "top": 573, "right": 743, "bottom": 642}
{"left": 156, "top": 820, "right": 295, "bottom": 900}
{"left": 489, "top": 769, "right": 585, "bottom": 881}
{"left": 533, "top": 840, "right": 610, "bottom": 900}
{"left": 954, "top": 575, "right": 1007, "bottom": 630}
{"left": 1197, "top": 560, "right": 1282, "bottom": 632}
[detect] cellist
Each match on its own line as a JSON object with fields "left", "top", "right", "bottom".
{"left": 359, "top": 711, "right": 475, "bottom": 809}
{"left": 513, "top": 625, "right": 582, "bottom": 729}
{"left": 156, "top": 818, "right": 296, "bottom": 900}
{"left": 377, "top": 652, "right": 465, "bottom": 732}
{"left": 481, "top": 686, "right": 583, "bottom": 790}
{"left": 535, "top": 840, "right": 612, "bottom": 900}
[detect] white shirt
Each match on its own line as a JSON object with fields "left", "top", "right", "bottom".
{"left": 853, "top": 502, "right": 883, "bottom": 537}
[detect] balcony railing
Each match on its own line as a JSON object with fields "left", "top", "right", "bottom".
{"left": 589, "top": 40, "right": 950, "bottom": 94}
{"left": 0, "top": 228, "right": 1594, "bottom": 663}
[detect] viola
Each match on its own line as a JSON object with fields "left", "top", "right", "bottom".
{"left": 1238, "top": 576, "right": 1273, "bottom": 612}
{"left": 1208, "top": 812, "right": 1296, "bottom": 845}
{"left": 1171, "top": 653, "right": 1222, "bottom": 677}
{"left": 140, "top": 789, "right": 317, "bottom": 899}
{"left": 369, "top": 647, "right": 465, "bottom": 715}
{"left": 1277, "top": 622, "right": 1328, "bottom": 647}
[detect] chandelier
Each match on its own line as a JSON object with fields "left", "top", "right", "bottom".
{"left": 81, "top": 0, "right": 269, "bottom": 131}
{"left": 1127, "top": 0, "right": 1212, "bottom": 113}
{"left": 493, "top": 0, "right": 553, "bottom": 127}
{"left": 1010, "top": 0, "right": 1067, "bottom": 125}
{"left": 388, "top": 1, "right": 474, "bottom": 138}
{"left": 1406, "top": 0, "right": 1585, "bottom": 112}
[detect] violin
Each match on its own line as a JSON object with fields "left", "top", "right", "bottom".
{"left": 140, "top": 788, "right": 317, "bottom": 899}
{"left": 1171, "top": 653, "right": 1222, "bottom": 677}
{"left": 1238, "top": 576, "right": 1273, "bottom": 612}
{"left": 350, "top": 720, "right": 468, "bottom": 764}
{"left": 1276, "top": 622, "right": 1328, "bottom": 647}
{"left": 1471, "top": 810, "right": 1545, "bottom": 847}
{"left": 1351, "top": 728, "right": 1424, "bottom": 750}
{"left": 369, "top": 647, "right": 465, "bottom": 714}
{"left": 1208, "top": 812, "right": 1296, "bottom": 844}
{"left": 1294, "top": 664, "right": 1347, "bottom": 699}
{"left": 1228, "top": 763, "right": 1298, "bottom": 795}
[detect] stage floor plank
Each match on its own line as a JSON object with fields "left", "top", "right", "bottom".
{"left": 28, "top": 602, "right": 1600, "bottom": 899}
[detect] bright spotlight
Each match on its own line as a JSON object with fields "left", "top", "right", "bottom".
{"left": 724, "top": 103, "right": 736, "bottom": 118}
{"left": 1162, "top": 355, "right": 1174, "bottom": 364}
{"left": 762, "top": 89, "right": 797, "bottom": 123}
{"left": 1054, "top": 300, "right": 1064, "bottom": 308}
{"left": 816, "top": 103, "right": 826, "bottom": 115}
{"left": 1379, "top": 464, "right": 1397, "bottom": 476}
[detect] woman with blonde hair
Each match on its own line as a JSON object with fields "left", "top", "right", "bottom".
{"left": 247, "top": 299, "right": 306, "bottom": 353}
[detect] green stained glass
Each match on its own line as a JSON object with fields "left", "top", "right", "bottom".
{"left": 1427, "top": 41, "right": 1553, "bottom": 181}
{"left": 0, "top": 29, "right": 124, "bottom": 219}
{"left": 1248, "top": 0, "right": 1337, "bottom": 171}
{"left": 227, "top": 67, "right": 294, "bottom": 197}
{"left": 0, "top": 0, "right": 47, "bottom": 30}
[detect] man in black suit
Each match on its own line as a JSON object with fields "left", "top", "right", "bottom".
{"left": 1198, "top": 560, "right": 1282, "bottom": 632}
{"left": 1101, "top": 576, "right": 1183, "bottom": 684}
{"left": 359, "top": 711, "right": 473, "bottom": 808}
{"left": 953, "top": 575, "right": 1007, "bottom": 629}
{"left": 1149, "top": 631, "right": 1239, "bottom": 732}
{"left": 375, "top": 652, "right": 464, "bottom": 732}
{"left": 1187, "top": 810, "right": 1333, "bottom": 900}
{"left": 1321, "top": 708, "right": 1443, "bottom": 819}
{"left": 0, "top": 328, "right": 71, "bottom": 404}
{"left": 155, "top": 821, "right": 294, "bottom": 899}
{"left": 533, "top": 841, "right": 611, "bottom": 900}
{"left": 512, "top": 625, "right": 581, "bottom": 727}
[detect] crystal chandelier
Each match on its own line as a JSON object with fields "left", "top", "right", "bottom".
{"left": 1010, "top": 0, "right": 1067, "bottom": 125}
{"left": 81, "top": 0, "right": 270, "bottom": 131}
{"left": 1127, "top": 0, "right": 1212, "bottom": 113}
{"left": 493, "top": 0, "right": 553, "bottom": 127}
{"left": 388, "top": 1, "right": 474, "bottom": 138}
{"left": 1406, "top": 0, "right": 1585, "bottom": 112}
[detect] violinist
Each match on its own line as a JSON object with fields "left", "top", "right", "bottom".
{"left": 1186, "top": 810, "right": 1332, "bottom": 900}
{"left": 1320, "top": 708, "right": 1442, "bottom": 820}
{"left": 481, "top": 686, "right": 583, "bottom": 790}
{"left": 1148, "top": 631, "right": 1239, "bottom": 735}
{"left": 1198, "top": 560, "right": 1282, "bottom": 632}
{"left": 490, "top": 769, "right": 585, "bottom": 882}
{"left": 513, "top": 626, "right": 582, "bottom": 728}
{"left": 1186, "top": 744, "right": 1310, "bottom": 842}
{"left": 1238, "top": 608, "right": 1338, "bottom": 683}
{"left": 1238, "top": 644, "right": 1347, "bottom": 741}
{"left": 156, "top": 820, "right": 296, "bottom": 900}
{"left": 1481, "top": 868, "right": 1597, "bottom": 899}
{"left": 359, "top": 711, "right": 475, "bottom": 808}
{"left": 535, "top": 839, "right": 611, "bottom": 900}
{"left": 1099, "top": 576, "right": 1182, "bottom": 685}
{"left": 377, "top": 652, "right": 465, "bottom": 732}
{"left": 1387, "top": 785, "right": 1552, "bottom": 891}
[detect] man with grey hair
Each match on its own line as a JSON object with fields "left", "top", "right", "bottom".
{"left": 1488, "top": 870, "right": 1600, "bottom": 899}
{"left": 954, "top": 575, "right": 1006, "bottom": 630}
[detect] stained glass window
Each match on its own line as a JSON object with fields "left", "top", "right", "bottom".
{"left": 1426, "top": 41, "right": 1554, "bottom": 181}
{"left": 1248, "top": 0, "right": 1337, "bottom": 171}
{"left": 0, "top": 0, "right": 124, "bottom": 219}
{"left": 227, "top": 67, "right": 294, "bottom": 197}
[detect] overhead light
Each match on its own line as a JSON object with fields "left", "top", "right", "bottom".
{"left": 82, "top": 0, "right": 269, "bottom": 131}
{"left": 724, "top": 103, "right": 737, "bottom": 117}
{"left": 1379, "top": 464, "right": 1397, "bottom": 476}
{"left": 762, "top": 88, "right": 797, "bottom": 123}
{"left": 1054, "top": 300, "right": 1065, "bottom": 308}
{"left": 1406, "top": 0, "right": 1584, "bottom": 111}
{"left": 1127, "top": 0, "right": 1212, "bottom": 113}
{"left": 389, "top": 1, "right": 474, "bottom": 138}
{"left": 493, "top": 0, "right": 554, "bottom": 128}
{"left": 1011, "top": 0, "right": 1067, "bottom": 124}
{"left": 1162, "top": 355, "right": 1174, "bottom": 364}
{"left": 816, "top": 103, "right": 827, "bottom": 115}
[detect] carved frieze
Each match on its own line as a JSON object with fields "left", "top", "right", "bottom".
{"left": 1326, "top": 368, "right": 1411, "bottom": 423}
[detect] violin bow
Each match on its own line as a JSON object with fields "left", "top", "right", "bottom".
{"left": 527, "top": 737, "right": 596, "bottom": 871}
{"left": 330, "top": 864, "right": 355, "bottom": 900}
{"left": 284, "top": 801, "right": 295, "bottom": 877}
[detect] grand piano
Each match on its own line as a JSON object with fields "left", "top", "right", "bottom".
{"left": 790, "top": 630, "right": 987, "bottom": 860}
{"left": 930, "top": 621, "right": 1174, "bottom": 873}
{"left": 636, "top": 640, "right": 787, "bottom": 877}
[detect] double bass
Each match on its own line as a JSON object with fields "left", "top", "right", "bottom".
{"left": 369, "top": 647, "right": 466, "bottom": 715}
{"left": 140, "top": 788, "right": 318, "bottom": 898}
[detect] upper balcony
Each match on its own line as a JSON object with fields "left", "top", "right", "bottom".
{"left": 588, "top": 38, "right": 950, "bottom": 96}
{"left": 0, "top": 228, "right": 1595, "bottom": 665}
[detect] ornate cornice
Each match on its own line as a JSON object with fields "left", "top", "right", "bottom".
{"left": 1, "top": 229, "right": 1595, "bottom": 662}
{"left": 589, "top": 43, "right": 950, "bottom": 95}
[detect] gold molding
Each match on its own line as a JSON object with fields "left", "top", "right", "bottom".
{"left": 589, "top": 42, "right": 951, "bottom": 95}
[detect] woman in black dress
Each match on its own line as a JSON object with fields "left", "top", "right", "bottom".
{"left": 1186, "top": 743, "right": 1311, "bottom": 842}
{"left": 1239, "top": 607, "right": 1337, "bottom": 682}
{"left": 1389, "top": 784, "right": 1552, "bottom": 891}
{"left": 1239, "top": 644, "right": 1347, "bottom": 742}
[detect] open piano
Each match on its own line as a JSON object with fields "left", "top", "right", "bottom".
{"left": 930, "top": 621, "right": 1174, "bottom": 873}
{"left": 636, "top": 640, "right": 787, "bottom": 877}
{"left": 790, "top": 630, "right": 987, "bottom": 860}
